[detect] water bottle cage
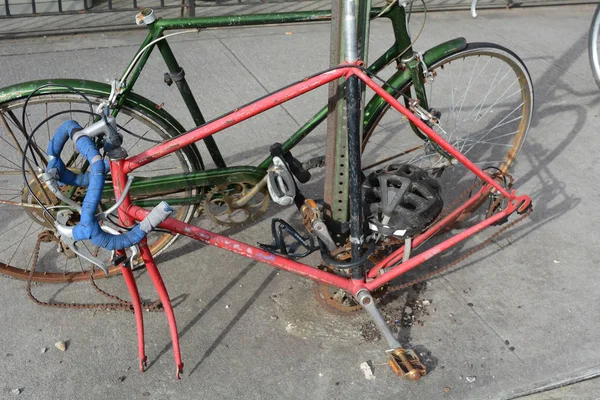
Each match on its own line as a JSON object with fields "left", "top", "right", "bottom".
{"left": 258, "top": 218, "right": 318, "bottom": 259}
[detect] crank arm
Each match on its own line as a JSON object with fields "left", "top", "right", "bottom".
{"left": 231, "top": 174, "right": 267, "bottom": 208}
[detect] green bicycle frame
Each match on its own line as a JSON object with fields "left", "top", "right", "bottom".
{"left": 0, "top": 3, "right": 466, "bottom": 209}
{"left": 120, "top": 4, "right": 465, "bottom": 201}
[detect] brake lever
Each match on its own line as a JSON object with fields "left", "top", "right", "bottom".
{"left": 55, "top": 210, "right": 140, "bottom": 274}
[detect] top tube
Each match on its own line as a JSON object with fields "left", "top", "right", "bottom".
{"left": 153, "top": 7, "right": 389, "bottom": 32}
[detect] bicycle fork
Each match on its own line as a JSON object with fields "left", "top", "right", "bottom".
{"left": 111, "top": 160, "right": 184, "bottom": 379}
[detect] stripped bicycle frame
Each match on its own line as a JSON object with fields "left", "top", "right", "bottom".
{"left": 106, "top": 62, "right": 532, "bottom": 376}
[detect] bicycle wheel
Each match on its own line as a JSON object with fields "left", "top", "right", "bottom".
{"left": 362, "top": 42, "right": 533, "bottom": 222}
{"left": 0, "top": 92, "right": 202, "bottom": 282}
{"left": 589, "top": 4, "right": 600, "bottom": 89}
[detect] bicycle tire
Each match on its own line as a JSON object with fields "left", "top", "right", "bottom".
{"left": 362, "top": 42, "right": 534, "bottom": 226}
{"left": 0, "top": 91, "right": 203, "bottom": 282}
{"left": 589, "top": 4, "right": 600, "bottom": 89}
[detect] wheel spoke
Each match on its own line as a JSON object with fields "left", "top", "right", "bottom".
{"left": 0, "top": 92, "right": 200, "bottom": 281}
{"left": 362, "top": 44, "right": 532, "bottom": 250}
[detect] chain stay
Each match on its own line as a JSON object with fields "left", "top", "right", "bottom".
{"left": 314, "top": 173, "right": 529, "bottom": 312}
{"left": 381, "top": 207, "right": 531, "bottom": 298}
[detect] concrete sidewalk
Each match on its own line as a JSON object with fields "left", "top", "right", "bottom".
{"left": 0, "top": 0, "right": 391, "bottom": 39}
{"left": 1, "top": 4, "right": 600, "bottom": 400}
{"left": 1, "top": 0, "right": 596, "bottom": 39}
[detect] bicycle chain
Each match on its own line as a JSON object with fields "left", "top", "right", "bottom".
{"left": 26, "top": 231, "right": 163, "bottom": 312}
{"left": 379, "top": 207, "right": 531, "bottom": 300}
{"left": 315, "top": 173, "right": 530, "bottom": 312}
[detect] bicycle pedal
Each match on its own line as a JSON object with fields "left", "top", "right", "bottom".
{"left": 258, "top": 218, "right": 317, "bottom": 259}
{"left": 267, "top": 157, "right": 296, "bottom": 206}
{"left": 387, "top": 348, "right": 427, "bottom": 380}
{"left": 270, "top": 142, "right": 311, "bottom": 183}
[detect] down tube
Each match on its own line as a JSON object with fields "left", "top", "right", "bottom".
{"left": 124, "top": 68, "right": 348, "bottom": 174}
{"left": 351, "top": 68, "right": 514, "bottom": 199}
{"left": 127, "top": 206, "right": 353, "bottom": 291}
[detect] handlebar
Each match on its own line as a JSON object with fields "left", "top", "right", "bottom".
{"left": 46, "top": 120, "right": 173, "bottom": 257}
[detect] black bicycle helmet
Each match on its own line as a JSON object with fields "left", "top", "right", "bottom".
{"left": 363, "top": 164, "right": 443, "bottom": 238}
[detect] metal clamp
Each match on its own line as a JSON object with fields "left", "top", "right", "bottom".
{"left": 136, "top": 8, "right": 156, "bottom": 26}
{"left": 71, "top": 116, "right": 117, "bottom": 143}
{"left": 164, "top": 69, "right": 185, "bottom": 87}
{"left": 72, "top": 115, "right": 127, "bottom": 161}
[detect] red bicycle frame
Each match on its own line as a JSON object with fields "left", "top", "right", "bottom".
{"left": 108, "top": 64, "right": 532, "bottom": 378}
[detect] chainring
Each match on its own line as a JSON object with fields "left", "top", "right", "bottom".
{"left": 313, "top": 281, "right": 362, "bottom": 314}
{"left": 312, "top": 244, "right": 394, "bottom": 315}
{"left": 204, "top": 181, "right": 270, "bottom": 227}
{"left": 21, "top": 178, "right": 59, "bottom": 228}
{"left": 313, "top": 279, "right": 389, "bottom": 315}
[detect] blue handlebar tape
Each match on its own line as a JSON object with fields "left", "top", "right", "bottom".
{"left": 46, "top": 120, "right": 109, "bottom": 186}
{"left": 71, "top": 135, "right": 147, "bottom": 250}
{"left": 47, "top": 120, "right": 147, "bottom": 251}
{"left": 46, "top": 120, "right": 89, "bottom": 186}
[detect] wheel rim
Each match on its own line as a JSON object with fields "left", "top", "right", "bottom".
{"left": 363, "top": 44, "right": 533, "bottom": 223}
{"left": 0, "top": 93, "right": 197, "bottom": 282}
{"left": 589, "top": 5, "right": 600, "bottom": 89}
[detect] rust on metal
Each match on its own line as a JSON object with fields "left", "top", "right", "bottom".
{"left": 387, "top": 348, "right": 427, "bottom": 380}
{"left": 25, "top": 231, "right": 164, "bottom": 311}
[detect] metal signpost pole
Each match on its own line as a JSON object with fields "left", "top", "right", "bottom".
{"left": 324, "top": 0, "right": 371, "bottom": 268}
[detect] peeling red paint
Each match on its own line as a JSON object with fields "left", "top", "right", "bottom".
{"left": 113, "top": 67, "right": 531, "bottom": 300}
{"left": 124, "top": 67, "right": 347, "bottom": 173}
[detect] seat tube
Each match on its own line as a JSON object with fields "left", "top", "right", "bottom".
{"left": 155, "top": 39, "right": 227, "bottom": 168}
{"left": 343, "top": 0, "right": 367, "bottom": 279}
{"left": 324, "top": 1, "right": 370, "bottom": 276}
